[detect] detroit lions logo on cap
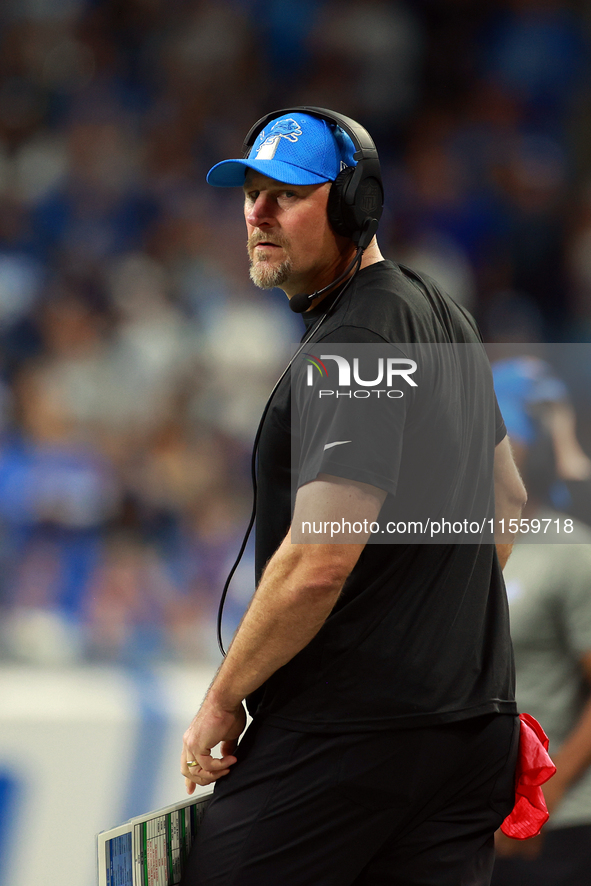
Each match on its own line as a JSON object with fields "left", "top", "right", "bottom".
{"left": 255, "top": 118, "right": 303, "bottom": 160}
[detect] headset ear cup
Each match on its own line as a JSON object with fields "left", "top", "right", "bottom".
{"left": 328, "top": 167, "right": 383, "bottom": 242}
{"left": 327, "top": 167, "right": 357, "bottom": 238}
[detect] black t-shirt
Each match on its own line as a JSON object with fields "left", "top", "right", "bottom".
{"left": 248, "top": 260, "right": 516, "bottom": 731}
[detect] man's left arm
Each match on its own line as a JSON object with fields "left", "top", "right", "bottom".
{"left": 181, "top": 474, "right": 386, "bottom": 792}
{"left": 541, "top": 650, "right": 591, "bottom": 814}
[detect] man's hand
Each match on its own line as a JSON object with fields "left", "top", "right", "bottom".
{"left": 181, "top": 699, "right": 246, "bottom": 793}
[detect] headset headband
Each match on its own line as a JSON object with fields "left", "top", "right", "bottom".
{"left": 242, "top": 106, "right": 380, "bottom": 163}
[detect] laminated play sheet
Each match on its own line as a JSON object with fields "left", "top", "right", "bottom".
{"left": 97, "top": 790, "right": 213, "bottom": 886}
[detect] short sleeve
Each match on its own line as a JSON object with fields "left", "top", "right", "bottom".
{"left": 293, "top": 335, "right": 410, "bottom": 495}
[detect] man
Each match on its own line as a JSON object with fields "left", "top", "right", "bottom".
{"left": 180, "top": 109, "right": 526, "bottom": 886}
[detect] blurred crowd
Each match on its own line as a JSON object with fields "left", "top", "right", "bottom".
{"left": 1, "top": 0, "right": 591, "bottom": 666}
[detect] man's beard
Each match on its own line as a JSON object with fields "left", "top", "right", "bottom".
{"left": 247, "top": 234, "right": 292, "bottom": 290}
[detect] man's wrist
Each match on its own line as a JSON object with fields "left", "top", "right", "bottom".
{"left": 205, "top": 685, "right": 244, "bottom": 716}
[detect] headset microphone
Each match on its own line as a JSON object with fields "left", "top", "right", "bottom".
{"left": 288, "top": 217, "right": 379, "bottom": 314}
{"left": 289, "top": 249, "right": 362, "bottom": 314}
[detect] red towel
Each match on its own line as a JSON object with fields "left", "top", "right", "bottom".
{"left": 501, "top": 712, "right": 557, "bottom": 840}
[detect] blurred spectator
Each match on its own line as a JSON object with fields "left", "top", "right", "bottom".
{"left": 479, "top": 0, "right": 589, "bottom": 128}
{"left": 0, "top": 361, "right": 118, "bottom": 663}
{"left": 483, "top": 289, "right": 546, "bottom": 343}
{"left": 84, "top": 530, "right": 190, "bottom": 666}
{"left": 396, "top": 231, "right": 476, "bottom": 310}
{"left": 492, "top": 132, "right": 570, "bottom": 327}
{"left": 309, "top": 0, "right": 424, "bottom": 135}
{"left": 490, "top": 393, "right": 591, "bottom": 885}
{"left": 252, "top": 0, "right": 324, "bottom": 95}
{"left": 566, "top": 184, "right": 591, "bottom": 338}
{"left": 492, "top": 352, "right": 591, "bottom": 524}
{"left": 31, "top": 119, "right": 158, "bottom": 265}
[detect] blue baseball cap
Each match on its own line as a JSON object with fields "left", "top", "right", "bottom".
{"left": 206, "top": 113, "right": 357, "bottom": 187}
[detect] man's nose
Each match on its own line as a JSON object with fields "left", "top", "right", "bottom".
{"left": 245, "top": 194, "right": 276, "bottom": 228}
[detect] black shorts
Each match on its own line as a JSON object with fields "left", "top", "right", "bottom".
{"left": 181, "top": 713, "right": 519, "bottom": 886}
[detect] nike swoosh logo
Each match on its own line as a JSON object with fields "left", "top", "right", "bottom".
{"left": 323, "top": 441, "right": 352, "bottom": 451}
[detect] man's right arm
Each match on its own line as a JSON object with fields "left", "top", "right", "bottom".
{"left": 494, "top": 435, "right": 527, "bottom": 570}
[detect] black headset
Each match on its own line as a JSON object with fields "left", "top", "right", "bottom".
{"left": 242, "top": 106, "right": 384, "bottom": 247}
